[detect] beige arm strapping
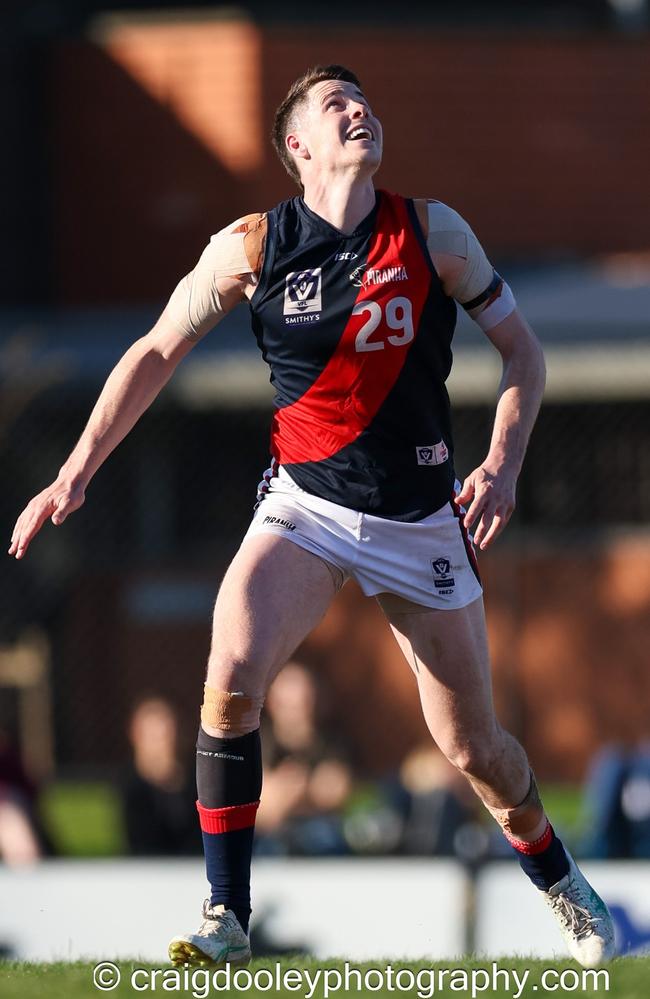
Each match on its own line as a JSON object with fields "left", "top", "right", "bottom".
{"left": 166, "top": 213, "right": 267, "bottom": 340}
{"left": 425, "top": 201, "right": 494, "bottom": 306}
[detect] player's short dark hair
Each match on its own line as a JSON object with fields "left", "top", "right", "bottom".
{"left": 272, "top": 65, "right": 362, "bottom": 188}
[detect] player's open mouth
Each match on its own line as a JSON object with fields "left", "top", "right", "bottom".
{"left": 346, "top": 126, "right": 374, "bottom": 142}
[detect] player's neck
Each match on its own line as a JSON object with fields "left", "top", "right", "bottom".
{"left": 302, "top": 176, "right": 376, "bottom": 235}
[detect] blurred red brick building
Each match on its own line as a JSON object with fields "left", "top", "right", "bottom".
{"left": 52, "top": 18, "right": 650, "bottom": 303}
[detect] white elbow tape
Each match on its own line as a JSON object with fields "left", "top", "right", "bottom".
{"left": 472, "top": 278, "right": 517, "bottom": 332}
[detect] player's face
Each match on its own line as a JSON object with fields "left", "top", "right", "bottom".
{"left": 290, "top": 79, "right": 383, "bottom": 179}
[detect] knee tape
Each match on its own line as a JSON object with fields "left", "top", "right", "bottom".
{"left": 484, "top": 769, "right": 546, "bottom": 839}
{"left": 200, "top": 685, "right": 262, "bottom": 732}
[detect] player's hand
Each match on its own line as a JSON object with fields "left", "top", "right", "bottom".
{"left": 8, "top": 478, "right": 86, "bottom": 560}
{"left": 455, "top": 465, "right": 516, "bottom": 550}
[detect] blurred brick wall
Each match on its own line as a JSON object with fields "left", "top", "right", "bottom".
{"left": 52, "top": 22, "right": 650, "bottom": 304}
{"left": 52, "top": 22, "right": 262, "bottom": 304}
{"left": 260, "top": 29, "right": 650, "bottom": 255}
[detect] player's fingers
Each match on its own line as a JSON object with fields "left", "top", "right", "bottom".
{"left": 52, "top": 490, "right": 84, "bottom": 525}
{"left": 15, "top": 514, "right": 46, "bottom": 556}
{"left": 455, "top": 477, "right": 475, "bottom": 505}
{"left": 9, "top": 510, "right": 34, "bottom": 557}
{"left": 51, "top": 496, "right": 69, "bottom": 526}
{"left": 11, "top": 523, "right": 33, "bottom": 559}
{"left": 472, "top": 513, "right": 488, "bottom": 548}
{"left": 463, "top": 491, "right": 487, "bottom": 531}
{"left": 12, "top": 497, "right": 56, "bottom": 558}
{"left": 9, "top": 514, "right": 25, "bottom": 554}
{"left": 472, "top": 495, "right": 499, "bottom": 546}
{"left": 477, "top": 513, "right": 505, "bottom": 550}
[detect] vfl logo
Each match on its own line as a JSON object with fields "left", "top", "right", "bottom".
{"left": 283, "top": 268, "right": 322, "bottom": 323}
{"left": 431, "top": 556, "right": 455, "bottom": 591}
{"left": 416, "top": 442, "right": 448, "bottom": 466}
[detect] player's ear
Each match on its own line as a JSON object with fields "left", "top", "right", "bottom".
{"left": 286, "top": 130, "right": 310, "bottom": 163}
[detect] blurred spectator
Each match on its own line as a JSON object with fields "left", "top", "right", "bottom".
{"left": 581, "top": 742, "right": 650, "bottom": 858}
{"left": 255, "top": 661, "right": 354, "bottom": 855}
{"left": 0, "top": 727, "right": 50, "bottom": 865}
{"left": 370, "top": 742, "right": 487, "bottom": 861}
{"left": 121, "top": 696, "right": 201, "bottom": 856}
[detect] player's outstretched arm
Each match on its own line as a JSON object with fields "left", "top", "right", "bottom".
{"left": 456, "top": 307, "right": 546, "bottom": 550}
{"left": 7, "top": 215, "right": 261, "bottom": 562}
{"left": 8, "top": 315, "right": 200, "bottom": 559}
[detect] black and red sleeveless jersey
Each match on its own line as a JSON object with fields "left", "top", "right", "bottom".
{"left": 249, "top": 189, "right": 458, "bottom": 522}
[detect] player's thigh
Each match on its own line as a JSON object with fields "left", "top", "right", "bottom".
{"left": 386, "top": 595, "right": 499, "bottom": 751}
{"left": 207, "top": 532, "right": 339, "bottom": 694}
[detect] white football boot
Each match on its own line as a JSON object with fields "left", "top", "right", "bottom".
{"left": 168, "top": 900, "right": 251, "bottom": 967}
{"left": 540, "top": 853, "right": 616, "bottom": 966}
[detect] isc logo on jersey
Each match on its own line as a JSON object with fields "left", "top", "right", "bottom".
{"left": 283, "top": 268, "right": 322, "bottom": 325}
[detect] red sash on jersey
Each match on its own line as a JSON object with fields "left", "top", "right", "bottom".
{"left": 271, "top": 192, "right": 431, "bottom": 465}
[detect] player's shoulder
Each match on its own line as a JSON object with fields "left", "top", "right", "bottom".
{"left": 410, "top": 198, "right": 471, "bottom": 238}
{"left": 199, "top": 212, "right": 268, "bottom": 277}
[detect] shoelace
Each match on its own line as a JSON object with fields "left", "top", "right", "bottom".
{"left": 549, "top": 893, "right": 598, "bottom": 939}
{"left": 197, "top": 900, "right": 234, "bottom": 936}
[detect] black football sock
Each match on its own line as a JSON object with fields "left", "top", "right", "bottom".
{"left": 508, "top": 821, "right": 570, "bottom": 890}
{"left": 196, "top": 727, "right": 262, "bottom": 934}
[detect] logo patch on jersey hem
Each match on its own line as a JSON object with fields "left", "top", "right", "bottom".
{"left": 416, "top": 442, "right": 448, "bottom": 466}
{"left": 284, "top": 268, "right": 322, "bottom": 323}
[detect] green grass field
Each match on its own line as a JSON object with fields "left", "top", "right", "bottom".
{"left": 1, "top": 957, "right": 648, "bottom": 999}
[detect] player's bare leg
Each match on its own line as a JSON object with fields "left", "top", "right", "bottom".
{"left": 386, "top": 596, "right": 530, "bottom": 807}
{"left": 383, "top": 594, "right": 615, "bottom": 966}
{"left": 169, "top": 534, "right": 340, "bottom": 967}
{"left": 203, "top": 532, "right": 341, "bottom": 735}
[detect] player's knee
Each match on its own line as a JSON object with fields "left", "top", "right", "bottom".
{"left": 200, "top": 683, "right": 264, "bottom": 737}
{"left": 444, "top": 735, "right": 504, "bottom": 782}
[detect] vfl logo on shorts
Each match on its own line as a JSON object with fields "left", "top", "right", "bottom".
{"left": 284, "top": 268, "right": 322, "bottom": 324}
{"left": 416, "top": 442, "right": 448, "bottom": 466}
{"left": 431, "top": 556, "right": 455, "bottom": 592}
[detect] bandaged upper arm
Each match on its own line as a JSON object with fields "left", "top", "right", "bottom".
{"left": 425, "top": 201, "right": 516, "bottom": 331}
{"left": 166, "top": 213, "right": 266, "bottom": 340}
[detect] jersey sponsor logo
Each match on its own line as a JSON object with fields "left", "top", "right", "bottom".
{"left": 262, "top": 515, "right": 297, "bottom": 531}
{"left": 349, "top": 263, "right": 367, "bottom": 287}
{"left": 365, "top": 265, "right": 408, "bottom": 285}
{"left": 283, "top": 268, "right": 322, "bottom": 323}
{"left": 431, "top": 556, "right": 455, "bottom": 591}
{"left": 416, "top": 442, "right": 448, "bottom": 466}
{"left": 349, "top": 263, "right": 408, "bottom": 288}
{"left": 334, "top": 251, "right": 358, "bottom": 261}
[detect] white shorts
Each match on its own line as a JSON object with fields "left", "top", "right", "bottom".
{"left": 243, "top": 466, "right": 482, "bottom": 610}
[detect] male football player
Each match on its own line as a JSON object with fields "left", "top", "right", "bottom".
{"left": 9, "top": 65, "right": 614, "bottom": 967}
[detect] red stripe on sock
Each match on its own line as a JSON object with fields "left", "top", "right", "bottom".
{"left": 506, "top": 820, "right": 554, "bottom": 856}
{"left": 196, "top": 800, "right": 259, "bottom": 835}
